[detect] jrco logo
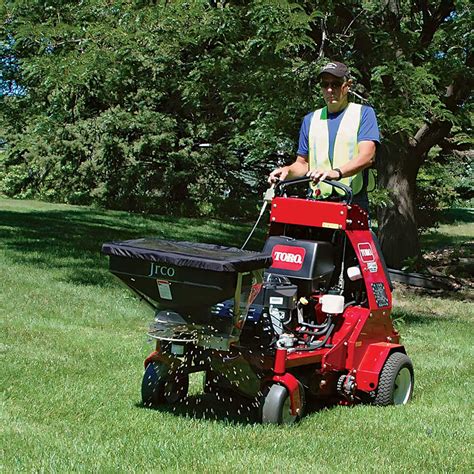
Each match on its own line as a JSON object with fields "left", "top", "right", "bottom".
{"left": 148, "top": 262, "right": 175, "bottom": 278}
{"left": 271, "top": 245, "right": 306, "bottom": 271}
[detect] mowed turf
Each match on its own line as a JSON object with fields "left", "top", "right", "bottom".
{"left": 1, "top": 198, "right": 473, "bottom": 473}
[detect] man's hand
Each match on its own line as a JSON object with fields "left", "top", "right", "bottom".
{"left": 268, "top": 166, "right": 289, "bottom": 184}
{"left": 268, "top": 156, "right": 309, "bottom": 184}
{"left": 307, "top": 168, "right": 340, "bottom": 182}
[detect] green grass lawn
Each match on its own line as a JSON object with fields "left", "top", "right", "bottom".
{"left": 1, "top": 198, "right": 473, "bottom": 473}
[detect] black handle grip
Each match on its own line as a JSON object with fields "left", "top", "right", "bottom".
{"left": 274, "top": 176, "right": 353, "bottom": 203}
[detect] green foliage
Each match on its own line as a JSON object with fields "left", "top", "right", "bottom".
{"left": 416, "top": 129, "right": 474, "bottom": 231}
{"left": 368, "top": 186, "right": 392, "bottom": 213}
{"left": 449, "top": 133, "right": 474, "bottom": 206}
{"left": 1, "top": 0, "right": 472, "bottom": 223}
{"left": 0, "top": 0, "right": 318, "bottom": 216}
{"left": 416, "top": 157, "right": 459, "bottom": 231}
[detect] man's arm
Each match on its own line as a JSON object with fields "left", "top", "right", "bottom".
{"left": 307, "top": 140, "right": 376, "bottom": 182}
{"left": 268, "top": 155, "right": 309, "bottom": 183}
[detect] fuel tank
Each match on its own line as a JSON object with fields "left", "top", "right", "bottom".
{"left": 262, "top": 236, "right": 335, "bottom": 295}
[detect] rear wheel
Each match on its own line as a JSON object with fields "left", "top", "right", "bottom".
{"left": 261, "top": 383, "right": 305, "bottom": 425}
{"left": 374, "top": 352, "right": 414, "bottom": 406}
{"left": 141, "top": 362, "right": 189, "bottom": 407}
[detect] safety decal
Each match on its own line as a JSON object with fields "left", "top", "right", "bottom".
{"left": 371, "top": 282, "right": 389, "bottom": 307}
{"left": 322, "top": 222, "right": 342, "bottom": 229}
{"left": 157, "top": 280, "right": 173, "bottom": 300}
{"left": 367, "top": 261, "right": 378, "bottom": 273}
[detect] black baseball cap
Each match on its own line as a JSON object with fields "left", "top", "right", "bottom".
{"left": 317, "top": 61, "right": 349, "bottom": 79}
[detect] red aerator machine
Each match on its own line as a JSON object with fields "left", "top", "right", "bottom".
{"left": 102, "top": 177, "right": 414, "bottom": 424}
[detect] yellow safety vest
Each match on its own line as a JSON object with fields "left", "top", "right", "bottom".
{"left": 308, "top": 103, "right": 374, "bottom": 197}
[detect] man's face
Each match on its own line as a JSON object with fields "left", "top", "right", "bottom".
{"left": 320, "top": 73, "right": 350, "bottom": 107}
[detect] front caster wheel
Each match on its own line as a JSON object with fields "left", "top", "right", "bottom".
{"left": 203, "top": 370, "right": 220, "bottom": 394}
{"left": 261, "top": 383, "right": 305, "bottom": 425}
{"left": 141, "top": 362, "right": 189, "bottom": 407}
{"left": 374, "top": 352, "right": 414, "bottom": 406}
{"left": 163, "top": 372, "right": 189, "bottom": 404}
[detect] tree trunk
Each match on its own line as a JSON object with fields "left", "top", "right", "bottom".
{"left": 377, "top": 140, "right": 421, "bottom": 269}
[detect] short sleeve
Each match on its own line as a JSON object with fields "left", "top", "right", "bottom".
{"left": 358, "top": 106, "right": 380, "bottom": 144}
{"left": 297, "top": 112, "right": 313, "bottom": 157}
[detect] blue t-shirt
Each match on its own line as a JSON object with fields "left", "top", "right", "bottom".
{"left": 297, "top": 104, "right": 380, "bottom": 211}
{"left": 297, "top": 104, "right": 380, "bottom": 163}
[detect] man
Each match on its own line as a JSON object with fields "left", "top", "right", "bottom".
{"left": 268, "top": 61, "right": 380, "bottom": 211}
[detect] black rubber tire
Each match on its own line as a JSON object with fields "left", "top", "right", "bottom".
{"left": 141, "top": 362, "right": 189, "bottom": 407}
{"left": 163, "top": 372, "right": 189, "bottom": 404}
{"left": 142, "top": 362, "right": 166, "bottom": 406}
{"left": 374, "top": 352, "right": 414, "bottom": 406}
{"left": 261, "top": 384, "right": 305, "bottom": 425}
{"left": 202, "top": 370, "right": 219, "bottom": 394}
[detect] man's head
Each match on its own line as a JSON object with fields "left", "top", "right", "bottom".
{"left": 317, "top": 61, "right": 352, "bottom": 112}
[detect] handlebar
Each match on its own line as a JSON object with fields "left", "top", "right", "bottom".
{"left": 274, "top": 176, "right": 353, "bottom": 203}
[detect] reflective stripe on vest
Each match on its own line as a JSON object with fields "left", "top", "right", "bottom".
{"left": 308, "top": 102, "right": 363, "bottom": 197}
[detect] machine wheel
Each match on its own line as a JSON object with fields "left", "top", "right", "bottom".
{"left": 163, "top": 373, "right": 189, "bottom": 404}
{"left": 141, "top": 362, "right": 189, "bottom": 407}
{"left": 261, "top": 383, "right": 305, "bottom": 425}
{"left": 203, "top": 370, "right": 220, "bottom": 394}
{"left": 374, "top": 352, "right": 414, "bottom": 406}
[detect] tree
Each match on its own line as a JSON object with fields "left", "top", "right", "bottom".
{"left": 0, "top": 0, "right": 319, "bottom": 216}
{"left": 365, "top": 0, "right": 473, "bottom": 267}
{"left": 291, "top": 0, "right": 472, "bottom": 267}
{"left": 1, "top": 0, "right": 472, "bottom": 267}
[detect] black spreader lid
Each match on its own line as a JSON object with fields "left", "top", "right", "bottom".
{"left": 101, "top": 238, "right": 272, "bottom": 273}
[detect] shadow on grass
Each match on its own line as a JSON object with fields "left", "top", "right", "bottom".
{"left": 439, "top": 208, "right": 474, "bottom": 224}
{"left": 0, "top": 207, "right": 262, "bottom": 288}
{"left": 421, "top": 208, "right": 473, "bottom": 251}
{"left": 421, "top": 233, "right": 473, "bottom": 251}
{"left": 137, "top": 392, "right": 333, "bottom": 425}
{"left": 138, "top": 393, "right": 260, "bottom": 425}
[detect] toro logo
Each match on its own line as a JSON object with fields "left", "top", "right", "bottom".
{"left": 358, "top": 242, "right": 375, "bottom": 263}
{"left": 271, "top": 245, "right": 306, "bottom": 271}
